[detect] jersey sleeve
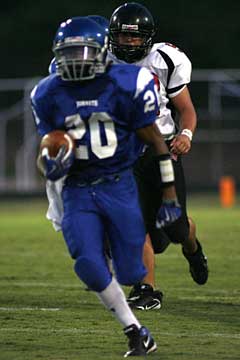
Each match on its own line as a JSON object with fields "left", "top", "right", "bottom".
{"left": 131, "top": 67, "right": 159, "bottom": 130}
{"left": 151, "top": 43, "right": 192, "bottom": 98}
{"left": 30, "top": 82, "right": 55, "bottom": 136}
{"left": 167, "top": 50, "right": 192, "bottom": 98}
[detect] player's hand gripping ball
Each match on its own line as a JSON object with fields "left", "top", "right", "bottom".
{"left": 38, "top": 130, "right": 75, "bottom": 181}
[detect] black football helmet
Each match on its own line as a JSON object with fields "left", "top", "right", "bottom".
{"left": 109, "top": 2, "right": 155, "bottom": 63}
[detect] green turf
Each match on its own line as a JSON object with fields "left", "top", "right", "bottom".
{"left": 0, "top": 196, "right": 240, "bottom": 360}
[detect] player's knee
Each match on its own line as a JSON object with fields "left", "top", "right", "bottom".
{"left": 74, "top": 256, "right": 111, "bottom": 292}
{"left": 149, "top": 229, "right": 171, "bottom": 253}
{"left": 115, "top": 265, "right": 146, "bottom": 286}
{"left": 170, "top": 229, "right": 188, "bottom": 244}
{"left": 172, "top": 217, "right": 195, "bottom": 244}
{"left": 168, "top": 218, "right": 190, "bottom": 244}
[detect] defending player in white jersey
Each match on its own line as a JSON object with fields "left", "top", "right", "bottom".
{"left": 108, "top": 2, "right": 209, "bottom": 311}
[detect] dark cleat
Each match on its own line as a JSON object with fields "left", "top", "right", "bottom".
{"left": 182, "top": 240, "right": 208, "bottom": 285}
{"left": 127, "top": 283, "right": 163, "bottom": 310}
{"left": 124, "top": 324, "right": 157, "bottom": 357}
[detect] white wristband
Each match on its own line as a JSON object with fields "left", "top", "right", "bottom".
{"left": 181, "top": 129, "right": 193, "bottom": 141}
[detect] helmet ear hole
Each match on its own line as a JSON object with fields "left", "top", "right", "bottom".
{"left": 109, "top": 3, "right": 155, "bottom": 63}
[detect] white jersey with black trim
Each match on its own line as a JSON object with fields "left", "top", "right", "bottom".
{"left": 107, "top": 42, "right": 192, "bottom": 139}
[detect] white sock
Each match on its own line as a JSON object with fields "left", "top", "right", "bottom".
{"left": 96, "top": 277, "right": 141, "bottom": 329}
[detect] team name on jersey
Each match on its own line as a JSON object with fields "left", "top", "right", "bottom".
{"left": 76, "top": 100, "right": 98, "bottom": 107}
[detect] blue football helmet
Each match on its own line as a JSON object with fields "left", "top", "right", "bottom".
{"left": 49, "top": 15, "right": 109, "bottom": 75}
{"left": 87, "top": 15, "right": 109, "bottom": 34}
{"left": 53, "top": 16, "right": 109, "bottom": 81}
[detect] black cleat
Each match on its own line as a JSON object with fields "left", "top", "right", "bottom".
{"left": 182, "top": 240, "right": 209, "bottom": 285}
{"left": 127, "top": 283, "right": 163, "bottom": 310}
{"left": 124, "top": 324, "right": 157, "bottom": 357}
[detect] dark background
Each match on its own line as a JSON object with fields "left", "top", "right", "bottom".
{"left": 1, "top": 0, "right": 239, "bottom": 78}
{"left": 0, "top": 1, "right": 239, "bottom": 192}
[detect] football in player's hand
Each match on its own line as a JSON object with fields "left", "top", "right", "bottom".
{"left": 39, "top": 130, "right": 75, "bottom": 157}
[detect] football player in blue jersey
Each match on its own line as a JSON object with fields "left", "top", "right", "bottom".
{"left": 108, "top": 2, "right": 209, "bottom": 311}
{"left": 31, "top": 16, "right": 182, "bottom": 357}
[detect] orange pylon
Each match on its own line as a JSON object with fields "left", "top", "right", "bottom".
{"left": 219, "top": 176, "right": 236, "bottom": 208}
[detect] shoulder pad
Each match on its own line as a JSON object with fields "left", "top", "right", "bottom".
{"left": 31, "top": 74, "right": 59, "bottom": 101}
{"left": 152, "top": 42, "right": 191, "bottom": 67}
{"left": 109, "top": 64, "right": 154, "bottom": 98}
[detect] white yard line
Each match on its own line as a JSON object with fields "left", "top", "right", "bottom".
{"left": 0, "top": 327, "right": 239, "bottom": 339}
{"left": 0, "top": 307, "right": 60, "bottom": 311}
{"left": 0, "top": 282, "right": 81, "bottom": 288}
{"left": 160, "top": 331, "right": 240, "bottom": 339}
{"left": 1, "top": 251, "right": 240, "bottom": 260}
{"left": 0, "top": 282, "right": 239, "bottom": 296}
{"left": 177, "top": 295, "right": 239, "bottom": 301}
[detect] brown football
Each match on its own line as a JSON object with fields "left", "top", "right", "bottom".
{"left": 39, "top": 130, "right": 75, "bottom": 157}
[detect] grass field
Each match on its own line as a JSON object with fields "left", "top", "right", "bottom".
{"left": 0, "top": 195, "right": 240, "bottom": 360}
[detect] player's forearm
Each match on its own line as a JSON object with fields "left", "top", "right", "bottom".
{"left": 136, "top": 123, "right": 169, "bottom": 155}
{"left": 179, "top": 107, "right": 197, "bottom": 135}
{"left": 149, "top": 127, "right": 178, "bottom": 199}
{"left": 171, "top": 108, "right": 197, "bottom": 150}
{"left": 172, "top": 86, "right": 197, "bottom": 136}
{"left": 152, "top": 139, "right": 169, "bottom": 156}
{"left": 136, "top": 124, "right": 177, "bottom": 199}
{"left": 151, "top": 130, "right": 170, "bottom": 155}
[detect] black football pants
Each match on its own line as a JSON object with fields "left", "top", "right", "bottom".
{"left": 133, "top": 146, "right": 189, "bottom": 253}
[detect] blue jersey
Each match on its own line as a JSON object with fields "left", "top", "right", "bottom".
{"left": 31, "top": 63, "right": 158, "bottom": 179}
